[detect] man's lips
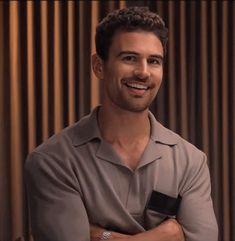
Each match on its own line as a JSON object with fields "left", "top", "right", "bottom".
{"left": 124, "top": 82, "right": 149, "bottom": 90}
{"left": 121, "top": 78, "right": 151, "bottom": 91}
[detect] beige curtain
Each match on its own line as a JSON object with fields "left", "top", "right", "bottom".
{"left": 0, "top": 1, "right": 234, "bottom": 241}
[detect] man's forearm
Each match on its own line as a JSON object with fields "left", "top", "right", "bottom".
{"left": 90, "top": 219, "right": 185, "bottom": 241}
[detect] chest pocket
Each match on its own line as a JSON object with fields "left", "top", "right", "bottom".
{"left": 145, "top": 190, "right": 182, "bottom": 229}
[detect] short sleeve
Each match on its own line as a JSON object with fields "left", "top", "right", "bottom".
{"left": 25, "top": 151, "right": 90, "bottom": 241}
{"left": 177, "top": 153, "right": 218, "bottom": 241}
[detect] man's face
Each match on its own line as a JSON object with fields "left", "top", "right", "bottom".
{"left": 99, "top": 30, "right": 164, "bottom": 113}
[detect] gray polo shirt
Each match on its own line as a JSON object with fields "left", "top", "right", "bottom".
{"left": 25, "top": 106, "right": 218, "bottom": 241}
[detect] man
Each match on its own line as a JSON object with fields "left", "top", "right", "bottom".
{"left": 25, "top": 6, "right": 218, "bottom": 241}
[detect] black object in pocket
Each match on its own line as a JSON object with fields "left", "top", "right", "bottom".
{"left": 147, "top": 191, "right": 181, "bottom": 216}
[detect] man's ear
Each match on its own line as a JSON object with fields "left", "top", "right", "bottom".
{"left": 92, "top": 54, "right": 104, "bottom": 79}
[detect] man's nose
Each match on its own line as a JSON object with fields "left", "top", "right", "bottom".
{"left": 133, "top": 61, "right": 150, "bottom": 80}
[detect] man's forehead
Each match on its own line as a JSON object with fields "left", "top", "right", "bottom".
{"left": 110, "top": 30, "right": 164, "bottom": 56}
{"left": 112, "top": 29, "right": 161, "bottom": 41}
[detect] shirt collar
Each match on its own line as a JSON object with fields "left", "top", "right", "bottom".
{"left": 72, "top": 106, "right": 102, "bottom": 146}
{"left": 72, "top": 106, "right": 180, "bottom": 146}
{"left": 148, "top": 111, "right": 180, "bottom": 145}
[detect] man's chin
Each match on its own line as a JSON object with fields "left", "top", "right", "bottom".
{"left": 120, "top": 104, "right": 150, "bottom": 113}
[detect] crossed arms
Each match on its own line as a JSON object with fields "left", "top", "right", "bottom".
{"left": 90, "top": 219, "right": 184, "bottom": 241}
{"left": 25, "top": 149, "right": 218, "bottom": 241}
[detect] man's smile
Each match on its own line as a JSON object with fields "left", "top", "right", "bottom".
{"left": 124, "top": 82, "right": 149, "bottom": 90}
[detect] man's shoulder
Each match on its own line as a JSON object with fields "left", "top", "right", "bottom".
{"left": 34, "top": 123, "right": 78, "bottom": 154}
{"left": 25, "top": 114, "right": 94, "bottom": 175}
{"left": 29, "top": 112, "right": 94, "bottom": 157}
{"left": 154, "top": 120, "right": 205, "bottom": 160}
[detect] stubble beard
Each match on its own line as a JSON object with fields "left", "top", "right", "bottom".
{"left": 110, "top": 91, "right": 156, "bottom": 113}
{"left": 104, "top": 76, "right": 160, "bottom": 113}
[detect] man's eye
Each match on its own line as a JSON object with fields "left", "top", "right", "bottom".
{"left": 123, "top": 56, "right": 136, "bottom": 62}
{"left": 148, "top": 58, "right": 162, "bottom": 65}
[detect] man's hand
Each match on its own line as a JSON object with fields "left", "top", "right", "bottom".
{"left": 90, "top": 218, "right": 185, "bottom": 241}
{"left": 90, "top": 224, "right": 130, "bottom": 241}
{"left": 155, "top": 218, "right": 185, "bottom": 241}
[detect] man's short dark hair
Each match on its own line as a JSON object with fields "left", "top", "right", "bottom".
{"left": 95, "top": 6, "right": 168, "bottom": 61}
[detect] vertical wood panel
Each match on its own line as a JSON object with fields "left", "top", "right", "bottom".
{"left": 153, "top": 0, "right": 165, "bottom": 123}
{"left": 210, "top": 0, "right": 220, "bottom": 230}
{"left": 221, "top": 2, "right": 230, "bottom": 241}
{"left": 200, "top": 1, "right": 209, "bottom": 155}
{"left": 0, "top": 3, "right": 11, "bottom": 240}
{"left": 155, "top": 1, "right": 163, "bottom": 18}
{"left": 0, "top": 3, "right": 3, "bottom": 141}
{"left": 232, "top": 3, "right": 235, "bottom": 240}
{"left": 90, "top": 1, "right": 100, "bottom": 110}
{"left": 179, "top": 1, "right": 188, "bottom": 139}
{"left": 54, "top": 1, "right": 63, "bottom": 132}
{"left": 40, "top": 1, "right": 49, "bottom": 141}
{"left": 0, "top": 3, "right": 6, "bottom": 240}
{"left": 9, "top": 2, "right": 23, "bottom": 240}
{"left": 67, "top": 1, "right": 75, "bottom": 125}
{"left": 78, "top": 1, "right": 85, "bottom": 117}
{"left": 119, "top": 1, "right": 126, "bottom": 8}
{"left": 167, "top": 1, "right": 176, "bottom": 131}
{"left": 27, "top": 1, "right": 36, "bottom": 152}
{"left": 188, "top": 1, "right": 196, "bottom": 144}
{"left": 107, "top": 1, "right": 117, "bottom": 10}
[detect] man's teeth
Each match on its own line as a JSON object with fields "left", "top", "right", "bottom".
{"left": 126, "top": 83, "right": 148, "bottom": 90}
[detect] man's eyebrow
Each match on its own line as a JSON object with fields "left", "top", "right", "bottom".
{"left": 117, "top": 51, "right": 139, "bottom": 57}
{"left": 117, "top": 51, "right": 163, "bottom": 61}
{"left": 150, "top": 55, "right": 164, "bottom": 62}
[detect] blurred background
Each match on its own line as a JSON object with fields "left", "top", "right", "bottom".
{"left": 0, "top": 1, "right": 234, "bottom": 241}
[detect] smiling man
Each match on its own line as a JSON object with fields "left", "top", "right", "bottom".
{"left": 25, "top": 6, "right": 218, "bottom": 241}
{"left": 94, "top": 31, "right": 163, "bottom": 112}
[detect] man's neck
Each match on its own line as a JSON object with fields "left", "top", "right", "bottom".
{"left": 97, "top": 105, "right": 151, "bottom": 145}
